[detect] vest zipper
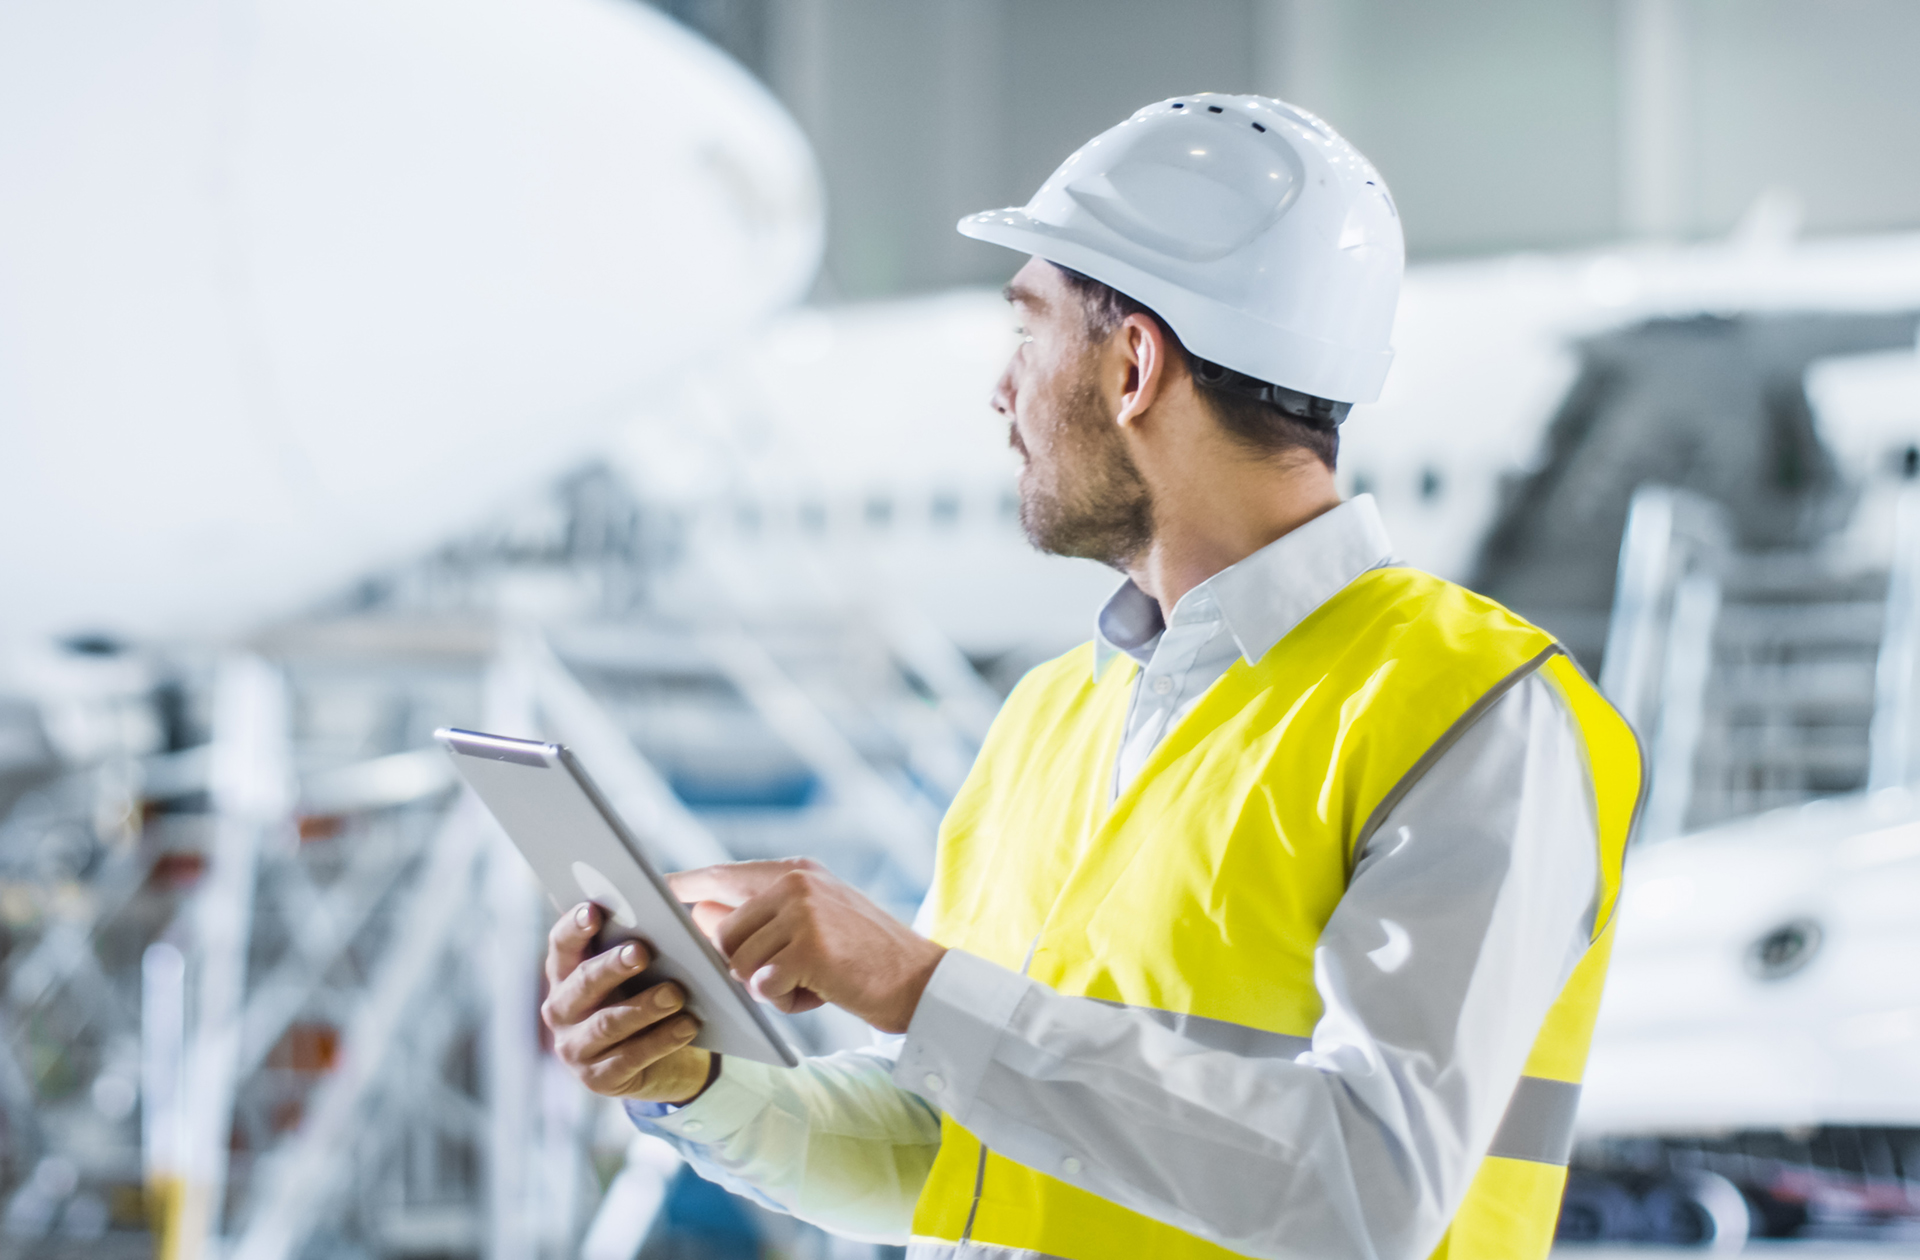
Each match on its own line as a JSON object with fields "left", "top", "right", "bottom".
{"left": 958, "top": 932, "right": 1045, "bottom": 1247}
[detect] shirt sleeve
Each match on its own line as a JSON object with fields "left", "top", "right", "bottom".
{"left": 623, "top": 856, "right": 951, "bottom": 1240}
{"left": 626, "top": 1041, "right": 944, "bottom": 1243}
{"left": 890, "top": 672, "right": 1600, "bottom": 1260}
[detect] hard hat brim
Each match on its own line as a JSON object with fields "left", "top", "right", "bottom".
{"left": 958, "top": 209, "right": 1393, "bottom": 405}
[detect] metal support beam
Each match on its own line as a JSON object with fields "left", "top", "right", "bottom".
{"left": 1619, "top": 0, "right": 1690, "bottom": 238}
{"left": 874, "top": 601, "right": 1002, "bottom": 747}
{"left": 1599, "top": 486, "right": 1678, "bottom": 728}
{"left": 1252, "top": 0, "right": 1341, "bottom": 115}
{"left": 1870, "top": 486, "right": 1920, "bottom": 791}
{"left": 706, "top": 624, "right": 935, "bottom": 888}
{"left": 578, "top": 1129, "right": 681, "bottom": 1260}
{"left": 227, "top": 798, "right": 487, "bottom": 1260}
{"left": 1641, "top": 572, "right": 1721, "bottom": 843}
{"left": 141, "top": 941, "right": 188, "bottom": 1245}
{"left": 233, "top": 828, "right": 420, "bottom": 1080}
{"left": 484, "top": 651, "right": 541, "bottom": 1260}
{"left": 525, "top": 634, "right": 731, "bottom": 871}
{"left": 176, "top": 655, "right": 292, "bottom": 1258}
{"left": 0, "top": 1003, "right": 42, "bottom": 1169}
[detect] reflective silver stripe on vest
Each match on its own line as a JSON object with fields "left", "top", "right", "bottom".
{"left": 1092, "top": 1002, "right": 1582, "bottom": 1166}
{"left": 910, "top": 1076, "right": 1579, "bottom": 1256}
{"left": 908, "top": 1239, "right": 1068, "bottom": 1260}
{"left": 1091, "top": 1000, "right": 1316, "bottom": 1060}
{"left": 1487, "top": 1075, "right": 1582, "bottom": 1166}
{"left": 908, "top": 1075, "right": 1580, "bottom": 1259}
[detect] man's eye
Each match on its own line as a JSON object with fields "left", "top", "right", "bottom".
{"left": 1014, "top": 326, "right": 1034, "bottom": 345}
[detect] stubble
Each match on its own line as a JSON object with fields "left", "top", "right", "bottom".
{"left": 1015, "top": 366, "right": 1154, "bottom": 571}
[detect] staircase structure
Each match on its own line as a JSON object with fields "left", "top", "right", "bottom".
{"left": 1599, "top": 483, "right": 1920, "bottom": 840}
{"left": 1465, "top": 308, "right": 1920, "bottom": 839}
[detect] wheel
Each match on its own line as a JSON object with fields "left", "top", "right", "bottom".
{"left": 1557, "top": 1173, "right": 1641, "bottom": 1242}
{"left": 1639, "top": 1172, "right": 1752, "bottom": 1251}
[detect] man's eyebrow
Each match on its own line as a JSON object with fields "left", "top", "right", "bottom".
{"left": 1002, "top": 281, "right": 1045, "bottom": 309}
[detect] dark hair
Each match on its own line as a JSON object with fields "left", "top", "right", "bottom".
{"left": 1053, "top": 265, "right": 1340, "bottom": 471}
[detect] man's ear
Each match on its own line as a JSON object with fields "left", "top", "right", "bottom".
{"left": 1115, "top": 312, "right": 1174, "bottom": 428}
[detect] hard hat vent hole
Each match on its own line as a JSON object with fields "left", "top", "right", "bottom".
{"left": 1252, "top": 123, "right": 1266, "bottom": 133}
{"left": 1207, "top": 105, "right": 1224, "bottom": 113}
{"left": 1171, "top": 102, "right": 1185, "bottom": 109}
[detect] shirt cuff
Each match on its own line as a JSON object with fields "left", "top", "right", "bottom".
{"left": 624, "top": 1056, "right": 779, "bottom": 1143}
{"left": 892, "top": 949, "right": 1030, "bottom": 1119}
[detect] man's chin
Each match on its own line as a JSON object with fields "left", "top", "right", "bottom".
{"left": 1017, "top": 511, "right": 1097, "bottom": 565}
{"left": 1018, "top": 501, "right": 1152, "bottom": 571}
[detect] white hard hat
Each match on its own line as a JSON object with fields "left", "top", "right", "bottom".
{"left": 958, "top": 93, "right": 1404, "bottom": 406}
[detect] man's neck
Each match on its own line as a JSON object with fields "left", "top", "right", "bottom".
{"left": 1126, "top": 473, "right": 1343, "bottom": 620}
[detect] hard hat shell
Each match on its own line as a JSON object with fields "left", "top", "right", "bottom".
{"left": 959, "top": 94, "right": 1403, "bottom": 404}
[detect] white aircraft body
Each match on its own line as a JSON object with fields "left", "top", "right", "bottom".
{"left": 1580, "top": 790, "right": 1920, "bottom": 1136}
{"left": 0, "top": 0, "right": 821, "bottom": 654}
{"left": 1350, "top": 219, "right": 1920, "bottom": 588}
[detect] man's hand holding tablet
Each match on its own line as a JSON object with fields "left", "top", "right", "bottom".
{"left": 543, "top": 857, "right": 947, "bottom": 1106}
{"left": 438, "top": 723, "right": 946, "bottom": 1105}
{"left": 541, "top": 901, "right": 714, "bottom": 1105}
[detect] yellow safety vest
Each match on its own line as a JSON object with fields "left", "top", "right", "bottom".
{"left": 911, "top": 566, "right": 1641, "bottom": 1260}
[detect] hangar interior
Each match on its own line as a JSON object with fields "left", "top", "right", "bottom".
{"left": 3, "top": 2, "right": 1920, "bottom": 1257}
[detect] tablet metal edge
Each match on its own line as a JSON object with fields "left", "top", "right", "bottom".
{"left": 435, "top": 727, "right": 558, "bottom": 768}
{"left": 433, "top": 726, "right": 800, "bottom": 1068}
{"left": 550, "top": 744, "right": 800, "bottom": 1068}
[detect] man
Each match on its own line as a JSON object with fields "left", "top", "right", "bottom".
{"left": 542, "top": 95, "right": 1640, "bottom": 1260}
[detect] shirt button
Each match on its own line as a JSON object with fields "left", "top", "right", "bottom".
{"left": 682, "top": 1119, "right": 704, "bottom": 1134}
{"left": 924, "top": 1073, "right": 945, "bottom": 1093}
{"left": 1061, "top": 1156, "right": 1082, "bottom": 1176}
{"left": 1151, "top": 676, "right": 1174, "bottom": 696}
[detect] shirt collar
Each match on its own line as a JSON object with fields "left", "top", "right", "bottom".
{"left": 1093, "top": 495, "right": 1396, "bottom": 680}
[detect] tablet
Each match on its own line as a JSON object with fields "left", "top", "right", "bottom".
{"left": 435, "top": 727, "right": 797, "bottom": 1068}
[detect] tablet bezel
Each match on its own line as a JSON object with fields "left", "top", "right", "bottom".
{"left": 435, "top": 726, "right": 798, "bottom": 1068}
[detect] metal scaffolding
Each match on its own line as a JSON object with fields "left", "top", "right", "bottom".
{"left": 0, "top": 467, "right": 989, "bottom": 1258}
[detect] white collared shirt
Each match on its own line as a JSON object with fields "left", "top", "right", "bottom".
{"left": 631, "top": 496, "right": 1603, "bottom": 1260}
{"left": 1096, "top": 496, "right": 1396, "bottom": 795}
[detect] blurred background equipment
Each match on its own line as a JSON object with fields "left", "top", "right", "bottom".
{"left": 5, "top": 1, "right": 1920, "bottom": 1257}
{"left": 1474, "top": 313, "right": 1919, "bottom": 667}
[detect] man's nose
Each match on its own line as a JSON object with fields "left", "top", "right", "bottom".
{"left": 990, "top": 366, "right": 1015, "bottom": 417}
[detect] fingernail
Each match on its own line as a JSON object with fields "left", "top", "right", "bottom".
{"left": 619, "top": 944, "right": 639, "bottom": 968}
{"left": 575, "top": 904, "right": 593, "bottom": 928}
{"left": 676, "top": 1017, "right": 698, "bottom": 1039}
{"left": 653, "top": 986, "right": 680, "bottom": 1010}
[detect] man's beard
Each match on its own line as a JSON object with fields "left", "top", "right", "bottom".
{"left": 1015, "top": 372, "right": 1154, "bottom": 570}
